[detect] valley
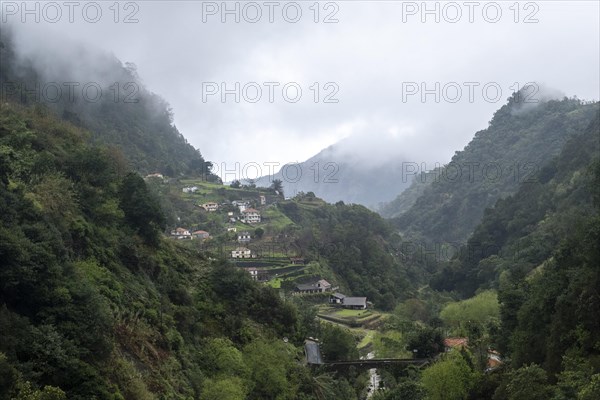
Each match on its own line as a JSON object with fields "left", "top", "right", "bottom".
{"left": 1, "top": 19, "right": 599, "bottom": 400}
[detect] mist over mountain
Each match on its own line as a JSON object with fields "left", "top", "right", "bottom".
{"left": 255, "top": 130, "right": 437, "bottom": 208}
{"left": 0, "top": 27, "right": 215, "bottom": 179}
{"left": 382, "top": 93, "right": 599, "bottom": 246}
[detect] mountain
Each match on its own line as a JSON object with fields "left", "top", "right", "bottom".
{"left": 433, "top": 111, "right": 600, "bottom": 381}
{"left": 384, "top": 94, "right": 599, "bottom": 246}
{"left": 255, "top": 138, "right": 414, "bottom": 208}
{"left": 0, "top": 29, "right": 216, "bottom": 180}
{"left": 276, "top": 193, "right": 415, "bottom": 309}
{"left": 0, "top": 102, "right": 320, "bottom": 399}
{"left": 432, "top": 110, "right": 600, "bottom": 297}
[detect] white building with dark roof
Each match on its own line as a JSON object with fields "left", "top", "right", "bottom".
{"left": 295, "top": 279, "right": 332, "bottom": 293}
{"left": 342, "top": 297, "right": 367, "bottom": 310}
{"left": 241, "top": 208, "right": 261, "bottom": 224}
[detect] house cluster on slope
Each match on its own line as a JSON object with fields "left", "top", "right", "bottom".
{"left": 168, "top": 189, "right": 273, "bottom": 241}
{"left": 195, "top": 200, "right": 262, "bottom": 224}
{"left": 295, "top": 279, "right": 368, "bottom": 309}
{"left": 169, "top": 228, "right": 210, "bottom": 240}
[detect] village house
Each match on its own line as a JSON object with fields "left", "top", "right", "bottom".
{"left": 247, "top": 267, "right": 259, "bottom": 280}
{"left": 192, "top": 230, "right": 210, "bottom": 240}
{"left": 170, "top": 227, "right": 191, "bottom": 240}
{"left": 200, "top": 202, "right": 219, "bottom": 212}
{"left": 232, "top": 200, "right": 250, "bottom": 212}
{"left": 289, "top": 257, "right": 305, "bottom": 265}
{"left": 238, "top": 232, "right": 252, "bottom": 243}
{"left": 245, "top": 267, "right": 269, "bottom": 282}
{"left": 329, "top": 293, "right": 346, "bottom": 304}
{"left": 443, "top": 338, "right": 469, "bottom": 352}
{"left": 259, "top": 195, "right": 266, "bottom": 205}
{"left": 341, "top": 297, "right": 368, "bottom": 310}
{"left": 295, "top": 279, "right": 332, "bottom": 294}
{"left": 486, "top": 350, "right": 503, "bottom": 372}
{"left": 227, "top": 226, "right": 237, "bottom": 232}
{"left": 241, "top": 208, "right": 261, "bottom": 224}
{"left": 145, "top": 173, "right": 164, "bottom": 180}
{"left": 231, "top": 247, "right": 252, "bottom": 259}
{"left": 182, "top": 186, "right": 198, "bottom": 193}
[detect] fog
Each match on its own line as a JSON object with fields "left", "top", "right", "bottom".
{"left": 2, "top": 1, "right": 599, "bottom": 176}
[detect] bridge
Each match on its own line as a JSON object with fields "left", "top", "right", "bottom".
{"left": 324, "top": 358, "right": 430, "bottom": 370}
{"left": 304, "top": 339, "right": 430, "bottom": 371}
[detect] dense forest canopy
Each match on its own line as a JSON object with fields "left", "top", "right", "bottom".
{"left": 1, "top": 23, "right": 600, "bottom": 400}
{"left": 384, "top": 94, "right": 598, "bottom": 247}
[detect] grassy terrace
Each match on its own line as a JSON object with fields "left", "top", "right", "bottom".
{"left": 316, "top": 305, "right": 384, "bottom": 328}
{"left": 259, "top": 206, "right": 295, "bottom": 230}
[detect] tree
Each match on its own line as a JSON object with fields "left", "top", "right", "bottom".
{"left": 504, "top": 364, "right": 554, "bottom": 400}
{"left": 439, "top": 290, "right": 499, "bottom": 335}
{"left": 12, "top": 381, "right": 66, "bottom": 400}
{"left": 254, "top": 227, "right": 264, "bottom": 239}
{"left": 201, "top": 377, "right": 247, "bottom": 400}
{"left": 201, "top": 338, "right": 248, "bottom": 378}
{"left": 230, "top": 180, "right": 241, "bottom": 188}
{"left": 421, "top": 352, "right": 473, "bottom": 400}
{"left": 579, "top": 374, "right": 600, "bottom": 400}
{"left": 243, "top": 340, "right": 294, "bottom": 399}
{"left": 406, "top": 326, "right": 444, "bottom": 359}
{"left": 118, "top": 172, "right": 166, "bottom": 245}
{"left": 271, "top": 179, "right": 284, "bottom": 196}
{"left": 320, "top": 324, "right": 358, "bottom": 362}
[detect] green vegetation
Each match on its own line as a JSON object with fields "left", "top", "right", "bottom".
{"left": 371, "top": 105, "right": 600, "bottom": 400}
{"left": 372, "top": 331, "right": 411, "bottom": 359}
{"left": 386, "top": 95, "right": 598, "bottom": 248}
{"left": 421, "top": 352, "right": 474, "bottom": 400}
{"left": 0, "top": 102, "right": 363, "bottom": 399}
{"left": 3, "top": 27, "right": 600, "bottom": 399}
{"left": 279, "top": 194, "right": 412, "bottom": 308}
{"left": 0, "top": 31, "right": 215, "bottom": 179}
{"left": 439, "top": 290, "right": 499, "bottom": 334}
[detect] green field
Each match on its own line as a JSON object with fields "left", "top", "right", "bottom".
{"left": 333, "top": 308, "right": 372, "bottom": 318}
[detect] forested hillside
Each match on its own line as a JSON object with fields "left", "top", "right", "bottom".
{"left": 373, "top": 112, "right": 600, "bottom": 400}
{"left": 431, "top": 111, "right": 600, "bottom": 379}
{"left": 0, "top": 103, "right": 343, "bottom": 399}
{"left": 432, "top": 112, "right": 600, "bottom": 297}
{"left": 0, "top": 31, "right": 215, "bottom": 179}
{"left": 385, "top": 94, "right": 598, "bottom": 246}
{"left": 277, "top": 194, "right": 417, "bottom": 309}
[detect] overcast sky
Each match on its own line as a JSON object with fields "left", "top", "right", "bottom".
{"left": 4, "top": 1, "right": 599, "bottom": 176}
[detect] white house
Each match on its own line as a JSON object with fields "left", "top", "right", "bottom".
{"left": 245, "top": 267, "right": 269, "bottom": 281}
{"left": 182, "top": 186, "right": 198, "bottom": 193}
{"left": 259, "top": 195, "right": 266, "bottom": 205}
{"left": 231, "top": 247, "right": 252, "bottom": 258}
{"left": 227, "top": 226, "right": 237, "bottom": 232}
{"left": 329, "top": 293, "right": 346, "bottom": 304}
{"left": 296, "top": 279, "right": 332, "bottom": 293}
{"left": 170, "top": 227, "right": 191, "bottom": 239}
{"left": 238, "top": 232, "right": 252, "bottom": 243}
{"left": 241, "top": 208, "right": 261, "bottom": 224}
{"left": 233, "top": 200, "right": 250, "bottom": 212}
{"left": 342, "top": 297, "right": 368, "bottom": 310}
{"left": 201, "top": 202, "right": 219, "bottom": 212}
{"left": 247, "top": 267, "right": 259, "bottom": 280}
